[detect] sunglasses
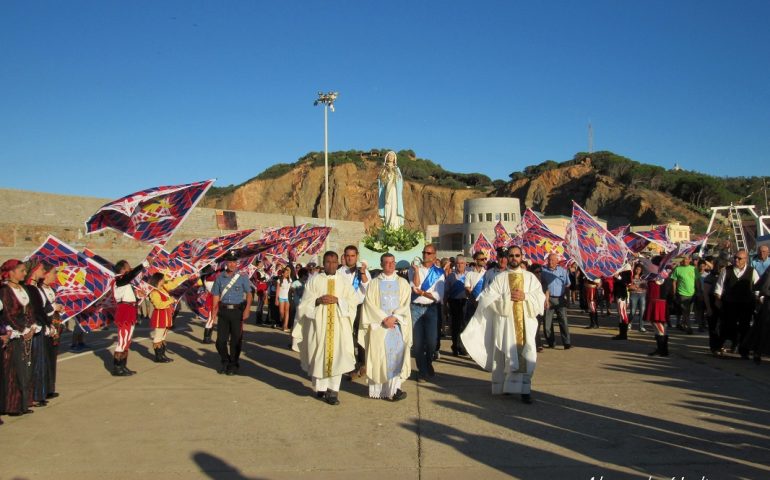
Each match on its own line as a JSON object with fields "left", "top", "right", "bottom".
{"left": 508, "top": 254, "right": 522, "bottom": 258}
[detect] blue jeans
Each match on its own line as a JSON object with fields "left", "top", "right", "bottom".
{"left": 411, "top": 303, "right": 438, "bottom": 377}
{"left": 629, "top": 293, "right": 646, "bottom": 328}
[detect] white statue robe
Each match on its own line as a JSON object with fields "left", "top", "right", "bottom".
{"left": 461, "top": 267, "right": 545, "bottom": 395}
{"left": 292, "top": 271, "right": 358, "bottom": 392}
{"left": 360, "top": 273, "right": 413, "bottom": 399}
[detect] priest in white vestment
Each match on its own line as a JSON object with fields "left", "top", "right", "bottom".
{"left": 360, "top": 253, "right": 412, "bottom": 401}
{"left": 461, "top": 245, "right": 545, "bottom": 404}
{"left": 292, "top": 251, "right": 358, "bottom": 405}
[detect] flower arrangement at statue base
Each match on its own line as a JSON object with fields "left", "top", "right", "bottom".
{"left": 359, "top": 225, "right": 425, "bottom": 270}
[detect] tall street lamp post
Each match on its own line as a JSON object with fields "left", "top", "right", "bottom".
{"left": 313, "top": 91, "right": 338, "bottom": 232}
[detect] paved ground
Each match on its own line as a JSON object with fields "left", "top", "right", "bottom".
{"left": 2, "top": 308, "right": 770, "bottom": 480}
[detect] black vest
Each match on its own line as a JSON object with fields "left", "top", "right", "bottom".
{"left": 723, "top": 267, "right": 755, "bottom": 304}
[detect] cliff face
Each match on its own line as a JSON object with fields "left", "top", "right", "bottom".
{"left": 203, "top": 161, "right": 487, "bottom": 230}
{"left": 496, "top": 161, "right": 707, "bottom": 228}
{"left": 204, "top": 157, "right": 708, "bottom": 230}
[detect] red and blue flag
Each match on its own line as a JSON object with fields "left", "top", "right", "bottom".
{"left": 472, "top": 232, "right": 497, "bottom": 262}
{"left": 565, "top": 201, "right": 628, "bottom": 281}
{"left": 171, "top": 229, "right": 256, "bottom": 270}
{"left": 85, "top": 179, "right": 214, "bottom": 246}
{"left": 26, "top": 236, "right": 115, "bottom": 324}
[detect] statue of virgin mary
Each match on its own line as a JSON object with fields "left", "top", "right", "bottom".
{"left": 377, "top": 151, "right": 405, "bottom": 228}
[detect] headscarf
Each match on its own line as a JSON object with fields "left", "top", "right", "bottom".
{"left": 1, "top": 259, "right": 23, "bottom": 281}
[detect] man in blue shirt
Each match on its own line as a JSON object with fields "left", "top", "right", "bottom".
{"left": 752, "top": 245, "right": 770, "bottom": 278}
{"left": 211, "top": 251, "right": 254, "bottom": 375}
{"left": 540, "top": 253, "right": 571, "bottom": 349}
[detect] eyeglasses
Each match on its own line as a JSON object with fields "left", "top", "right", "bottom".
{"left": 508, "top": 254, "right": 522, "bottom": 258}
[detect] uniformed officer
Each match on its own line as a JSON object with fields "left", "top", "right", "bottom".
{"left": 211, "top": 251, "right": 254, "bottom": 375}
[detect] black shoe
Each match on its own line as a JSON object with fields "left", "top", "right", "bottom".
{"left": 226, "top": 363, "right": 238, "bottom": 376}
{"left": 563, "top": 344, "right": 572, "bottom": 350}
{"left": 521, "top": 394, "right": 533, "bottom": 404}
{"left": 324, "top": 391, "right": 340, "bottom": 405}
{"left": 427, "top": 363, "right": 435, "bottom": 377}
{"left": 153, "top": 349, "right": 164, "bottom": 363}
{"left": 316, "top": 391, "right": 326, "bottom": 399}
{"left": 389, "top": 389, "right": 407, "bottom": 402}
{"left": 458, "top": 348, "right": 468, "bottom": 356}
{"left": 547, "top": 343, "right": 555, "bottom": 348}
{"left": 160, "top": 345, "right": 174, "bottom": 363}
{"left": 46, "top": 392, "right": 59, "bottom": 399}
{"left": 217, "top": 362, "right": 228, "bottom": 374}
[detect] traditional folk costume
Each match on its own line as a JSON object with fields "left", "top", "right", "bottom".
{"left": 112, "top": 264, "right": 145, "bottom": 376}
{"left": 292, "top": 271, "right": 357, "bottom": 404}
{"left": 646, "top": 279, "right": 670, "bottom": 357}
{"left": 360, "top": 272, "right": 412, "bottom": 400}
{"left": 461, "top": 267, "right": 545, "bottom": 400}
{"left": 201, "top": 270, "right": 218, "bottom": 344}
{"left": 0, "top": 283, "right": 37, "bottom": 415}
{"left": 40, "top": 284, "right": 62, "bottom": 396}
{"left": 612, "top": 270, "right": 632, "bottom": 340}
{"left": 26, "top": 282, "right": 54, "bottom": 404}
{"left": 584, "top": 278, "right": 600, "bottom": 328}
{"left": 149, "top": 275, "right": 189, "bottom": 363}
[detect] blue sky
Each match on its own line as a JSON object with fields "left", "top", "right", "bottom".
{"left": 1, "top": 1, "right": 768, "bottom": 198}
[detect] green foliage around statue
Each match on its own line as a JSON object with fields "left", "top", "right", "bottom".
{"left": 362, "top": 224, "right": 425, "bottom": 253}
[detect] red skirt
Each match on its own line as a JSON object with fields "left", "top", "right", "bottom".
{"left": 115, "top": 303, "right": 138, "bottom": 328}
{"left": 150, "top": 307, "right": 174, "bottom": 329}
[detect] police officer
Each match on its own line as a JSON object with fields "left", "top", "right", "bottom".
{"left": 211, "top": 252, "right": 253, "bottom": 375}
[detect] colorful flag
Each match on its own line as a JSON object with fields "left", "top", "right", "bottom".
{"left": 565, "top": 201, "right": 629, "bottom": 281}
{"left": 145, "top": 245, "right": 197, "bottom": 279}
{"left": 171, "top": 229, "right": 256, "bottom": 270}
{"left": 633, "top": 225, "right": 676, "bottom": 253}
{"left": 76, "top": 293, "right": 116, "bottom": 332}
{"left": 183, "top": 284, "right": 211, "bottom": 321}
{"left": 288, "top": 226, "right": 331, "bottom": 260}
{"left": 519, "top": 225, "right": 567, "bottom": 264}
{"left": 85, "top": 179, "right": 214, "bottom": 246}
{"left": 261, "top": 224, "right": 306, "bottom": 244}
{"left": 472, "top": 232, "right": 497, "bottom": 262}
{"left": 610, "top": 225, "right": 629, "bottom": 238}
{"left": 26, "top": 236, "right": 115, "bottom": 323}
{"left": 493, "top": 221, "right": 513, "bottom": 248}
{"left": 623, "top": 232, "right": 650, "bottom": 253}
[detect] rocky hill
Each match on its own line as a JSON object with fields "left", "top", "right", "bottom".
{"left": 496, "top": 158, "right": 709, "bottom": 230}
{"left": 203, "top": 150, "right": 751, "bottom": 231}
{"left": 203, "top": 158, "right": 488, "bottom": 231}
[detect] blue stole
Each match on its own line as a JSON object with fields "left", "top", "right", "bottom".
{"left": 351, "top": 269, "right": 361, "bottom": 291}
{"left": 412, "top": 265, "right": 444, "bottom": 302}
{"left": 471, "top": 275, "right": 485, "bottom": 299}
{"left": 448, "top": 273, "right": 466, "bottom": 298}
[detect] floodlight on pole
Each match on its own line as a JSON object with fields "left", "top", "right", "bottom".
{"left": 313, "top": 91, "right": 338, "bottom": 232}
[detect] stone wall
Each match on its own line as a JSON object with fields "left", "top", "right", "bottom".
{"left": 0, "top": 188, "right": 366, "bottom": 264}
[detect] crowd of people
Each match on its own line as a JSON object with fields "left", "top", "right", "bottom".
{"left": 2, "top": 242, "right": 769, "bottom": 423}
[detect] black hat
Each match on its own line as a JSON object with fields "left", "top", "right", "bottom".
{"left": 495, "top": 246, "right": 509, "bottom": 257}
{"left": 221, "top": 251, "right": 239, "bottom": 262}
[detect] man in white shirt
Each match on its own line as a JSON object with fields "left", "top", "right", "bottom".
{"left": 408, "top": 244, "right": 445, "bottom": 382}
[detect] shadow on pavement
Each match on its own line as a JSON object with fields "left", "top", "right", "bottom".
{"left": 192, "top": 451, "right": 267, "bottom": 480}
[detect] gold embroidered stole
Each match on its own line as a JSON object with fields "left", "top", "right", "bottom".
{"left": 508, "top": 272, "right": 527, "bottom": 373}
{"left": 324, "top": 277, "right": 336, "bottom": 377}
